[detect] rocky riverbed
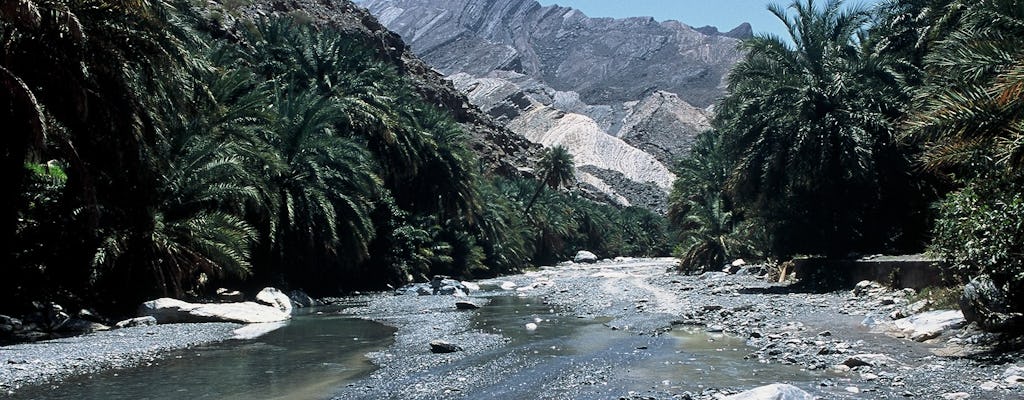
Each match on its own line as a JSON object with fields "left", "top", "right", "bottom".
{"left": 3, "top": 257, "right": 1023, "bottom": 399}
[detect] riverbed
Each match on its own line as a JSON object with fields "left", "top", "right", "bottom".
{"left": 2, "top": 258, "right": 1022, "bottom": 399}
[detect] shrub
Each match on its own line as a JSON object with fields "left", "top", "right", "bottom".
{"left": 932, "top": 174, "right": 1024, "bottom": 308}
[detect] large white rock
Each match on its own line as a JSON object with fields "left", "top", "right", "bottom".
{"left": 140, "top": 298, "right": 291, "bottom": 324}
{"left": 894, "top": 310, "right": 966, "bottom": 341}
{"left": 574, "top": 250, "right": 598, "bottom": 264}
{"left": 725, "top": 384, "right": 816, "bottom": 400}
{"left": 256, "top": 287, "right": 293, "bottom": 315}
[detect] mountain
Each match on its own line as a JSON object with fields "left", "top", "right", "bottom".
{"left": 359, "top": 0, "right": 746, "bottom": 211}
{"left": 222, "top": 0, "right": 543, "bottom": 177}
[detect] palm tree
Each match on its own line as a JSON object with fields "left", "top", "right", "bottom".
{"left": 525, "top": 145, "right": 575, "bottom": 214}
{"left": 265, "top": 88, "right": 380, "bottom": 291}
{"left": 91, "top": 133, "right": 260, "bottom": 306}
{"left": 908, "top": 0, "right": 1024, "bottom": 173}
{"left": 718, "top": 0, "right": 905, "bottom": 257}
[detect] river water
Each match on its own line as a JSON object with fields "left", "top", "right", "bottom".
{"left": 13, "top": 295, "right": 828, "bottom": 399}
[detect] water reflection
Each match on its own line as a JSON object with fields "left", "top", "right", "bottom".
{"left": 11, "top": 306, "right": 394, "bottom": 400}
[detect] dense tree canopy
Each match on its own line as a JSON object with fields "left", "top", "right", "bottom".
{"left": 0, "top": 0, "right": 669, "bottom": 315}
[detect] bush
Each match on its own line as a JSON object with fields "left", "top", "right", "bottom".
{"left": 932, "top": 174, "right": 1024, "bottom": 309}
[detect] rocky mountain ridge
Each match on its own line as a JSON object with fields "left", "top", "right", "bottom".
{"left": 360, "top": 0, "right": 747, "bottom": 211}
{"left": 213, "top": 0, "right": 543, "bottom": 177}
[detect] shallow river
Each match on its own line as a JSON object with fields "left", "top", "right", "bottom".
{"left": 13, "top": 295, "right": 828, "bottom": 399}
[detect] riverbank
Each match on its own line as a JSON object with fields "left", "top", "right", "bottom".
{"left": 0, "top": 322, "right": 240, "bottom": 395}
{"left": 337, "top": 257, "right": 1024, "bottom": 399}
{"left": 2, "top": 257, "right": 1022, "bottom": 399}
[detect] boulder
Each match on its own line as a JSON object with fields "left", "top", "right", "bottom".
{"left": 256, "top": 287, "right": 293, "bottom": 315}
{"left": 429, "top": 339, "right": 463, "bottom": 354}
{"left": 724, "top": 383, "right": 815, "bottom": 400}
{"left": 893, "top": 310, "right": 966, "bottom": 341}
{"left": 430, "top": 276, "right": 469, "bottom": 296}
{"left": 288, "top": 290, "right": 316, "bottom": 309}
{"left": 115, "top": 316, "right": 158, "bottom": 329}
{"left": 57, "top": 318, "right": 110, "bottom": 334}
{"left": 29, "top": 302, "right": 70, "bottom": 331}
{"left": 574, "top": 250, "right": 598, "bottom": 264}
{"left": 960, "top": 275, "right": 1024, "bottom": 331}
{"left": 842, "top": 354, "right": 898, "bottom": 368}
{"left": 0, "top": 315, "right": 23, "bottom": 334}
{"left": 853, "top": 280, "right": 885, "bottom": 297}
{"left": 216, "top": 288, "right": 244, "bottom": 302}
{"left": 140, "top": 298, "right": 291, "bottom": 324}
{"left": 455, "top": 301, "right": 480, "bottom": 310}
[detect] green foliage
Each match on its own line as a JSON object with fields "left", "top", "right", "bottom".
{"left": 932, "top": 174, "right": 1024, "bottom": 300}
{"left": 1, "top": 3, "right": 672, "bottom": 311}
{"left": 908, "top": 0, "right": 1024, "bottom": 174}
{"left": 668, "top": 131, "right": 763, "bottom": 273}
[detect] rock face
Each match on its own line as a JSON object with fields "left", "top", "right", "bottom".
{"left": 362, "top": 0, "right": 744, "bottom": 107}
{"left": 139, "top": 298, "right": 291, "bottom": 324}
{"left": 724, "top": 383, "right": 815, "bottom": 400}
{"left": 360, "top": 0, "right": 745, "bottom": 211}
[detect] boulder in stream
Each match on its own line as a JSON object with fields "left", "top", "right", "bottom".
{"left": 140, "top": 298, "right": 291, "bottom": 324}
{"left": 724, "top": 383, "right": 815, "bottom": 400}
{"left": 256, "top": 287, "right": 293, "bottom": 315}
{"left": 455, "top": 301, "right": 480, "bottom": 310}
{"left": 429, "top": 339, "right": 463, "bottom": 353}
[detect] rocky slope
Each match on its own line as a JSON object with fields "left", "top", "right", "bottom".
{"left": 360, "top": 0, "right": 746, "bottom": 210}
{"left": 211, "top": 0, "right": 542, "bottom": 176}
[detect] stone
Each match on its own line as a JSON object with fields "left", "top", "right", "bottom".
{"left": 960, "top": 275, "right": 1024, "bottom": 331}
{"left": 56, "top": 318, "right": 110, "bottom": 334}
{"left": 0, "top": 315, "right": 23, "bottom": 333}
{"left": 941, "top": 393, "right": 970, "bottom": 400}
{"left": 76, "top": 308, "right": 106, "bottom": 324}
{"left": 843, "top": 354, "right": 897, "bottom": 368}
{"left": 723, "top": 383, "right": 815, "bottom": 400}
{"left": 30, "top": 302, "right": 70, "bottom": 331}
{"left": 893, "top": 310, "right": 966, "bottom": 342}
{"left": 853, "top": 280, "right": 884, "bottom": 297}
{"left": 461, "top": 281, "right": 481, "bottom": 292}
{"left": 115, "top": 316, "right": 158, "bottom": 329}
{"left": 978, "top": 381, "right": 999, "bottom": 391}
{"left": 574, "top": 250, "right": 598, "bottom": 264}
{"left": 139, "top": 298, "right": 291, "bottom": 324}
{"left": 287, "top": 290, "right": 316, "bottom": 309}
{"left": 455, "top": 301, "right": 480, "bottom": 310}
{"left": 431, "top": 276, "right": 469, "bottom": 296}
{"left": 255, "top": 287, "right": 293, "bottom": 315}
{"left": 1002, "top": 365, "right": 1024, "bottom": 379}
{"left": 429, "top": 340, "right": 463, "bottom": 354}
{"left": 216, "top": 288, "right": 244, "bottom": 302}
{"left": 416, "top": 286, "right": 432, "bottom": 296}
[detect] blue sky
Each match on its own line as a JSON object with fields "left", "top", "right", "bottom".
{"left": 535, "top": 0, "right": 881, "bottom": 39}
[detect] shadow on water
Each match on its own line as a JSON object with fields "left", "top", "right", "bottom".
{"left": 10, "top": 305, "right": 395, "bottom": 400}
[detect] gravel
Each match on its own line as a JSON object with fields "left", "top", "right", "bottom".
{"left": 0, "top": 322, "right": 239, "bottom": 394}
{"left": 3, "top": 257, "right": 1023, "bottom": 400}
